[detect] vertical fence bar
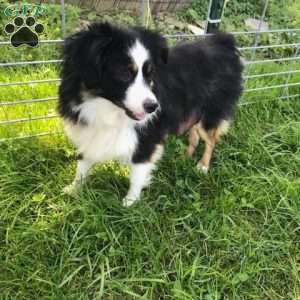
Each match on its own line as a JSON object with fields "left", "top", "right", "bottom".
{"left": 205, "top": 0, "right": 213, "bottom": 33}
{"left": 205, "top": 0, "right": 226, "bottom": 33}
{"left": 244, "top": 0, "right": 269, "bottom": 90}
{"left": 140, "top": 0, "right": 146, "bottom": 25}
{"left": 250, "top": 0, "right": 269, "bottom": 60}
{"left": 60, "top": 0, "right": 66, "bottom": 38}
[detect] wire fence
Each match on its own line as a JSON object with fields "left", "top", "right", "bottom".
{"left": 0, "top": 0, "right": 299, "bottom": 142}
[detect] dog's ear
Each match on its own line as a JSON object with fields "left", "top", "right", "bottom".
{"left": 134, "top": 27, "right": 169, "bottom": 65}
{"left": 63, "top": 23, "right": 113, "bottom": 89}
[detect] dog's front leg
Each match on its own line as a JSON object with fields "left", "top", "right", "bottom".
{"left": 122, "top": 162, "right": 155, "bottom": 207}
{"left": 63, "top": 158, "right": 94, "bottom": 194}
{"left": 123, "top": 145, "right": 164, "bottom": 207}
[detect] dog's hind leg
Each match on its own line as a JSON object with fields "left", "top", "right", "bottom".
{"left": 186, "top": 126, "right": 200, "bottom": 157}
{"left": 196, "top": 129, "right": 217, "bottom": 174}
{"left": 188, "top": 120, "right": 230, "bottom": 173}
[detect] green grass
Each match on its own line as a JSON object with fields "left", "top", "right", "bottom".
{"left": 0, "top": 64, "right": 60, "bottom": 139}
{"left": 1, "top": 2, "right": 300, "bottom": 299}
{"left": 1, "top": 96, "right": 300, "bottom": 299}
{"left": 1, "top": 63, "right": 300, "bottom": 300}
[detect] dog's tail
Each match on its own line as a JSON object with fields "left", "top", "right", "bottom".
{"left": 210, "top": 32, "right": 244, "bottom": 69}
{"left": 209, "top": 32, "right": 238, "bottom": 52}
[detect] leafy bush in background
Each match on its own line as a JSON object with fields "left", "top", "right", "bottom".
{"left": 179, "top": 0, "right": 299, "bottom": 31}
{"left": 178, "top": 0, "right": 300, "bottom": 59}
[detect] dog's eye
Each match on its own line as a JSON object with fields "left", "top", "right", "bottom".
{"left": 116, "top": 67, "right": 133, "bottom": 83}
{"left": 143, "top": 61, "right": 154, "bottom": 78}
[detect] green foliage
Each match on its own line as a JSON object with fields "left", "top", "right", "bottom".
{"left": 0, "top": 1, "right": 81, "bottom": 63}
{"left": 268, "top": 0, "right": 300, "bottom": 28}
{"left": 89, "top": 9, "right": 138, "bottom": 26}
{"left": 1, "top": 88, "right": 300, "bottom": 299}
{"left": 178, "top": 0, "right": 209, "bottom": 23}
{"left": 178, "top": 0, "right": 300, "bottom": 59}
{"left": 179, "top": 0, "right": 299, "bottom": 32}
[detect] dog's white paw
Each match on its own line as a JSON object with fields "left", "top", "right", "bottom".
{"left": 122, "top": 195, "right": 139, "bottom": 207}
{"left": 196, "top": 162, "right": 209, "bottom": 174}
{"left": 63, "top": 183, "right": 78, "bottom": 195}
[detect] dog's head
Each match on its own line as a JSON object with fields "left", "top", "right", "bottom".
{"left": 63, "top": 22, "right": 168, "bottom": 121}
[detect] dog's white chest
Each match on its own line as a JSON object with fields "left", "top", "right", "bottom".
{"left": 65, "top": 98, "right": 138, "bottom": 163}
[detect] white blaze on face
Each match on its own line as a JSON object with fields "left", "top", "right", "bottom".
{"left": 124, "top": 40, "right": 158, "bottom": 120}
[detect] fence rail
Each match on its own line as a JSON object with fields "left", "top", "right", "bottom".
{"left": 0, "top": 79, "right": 61, "bottom": 87}
{"left": 0, "top": 97, "right": 58, "bottom": 107}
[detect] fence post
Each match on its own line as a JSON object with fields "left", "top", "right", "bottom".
{"left": 60, "top": 0, "right": 66, "bottom": 38}
{"left": 244, "top": 0, "right": 269, "bottom": 88}
{"left": 250, "top": 0, "right": 269, "bottom": 60}
{"left": 140, "top": 0, "right": 146, "bottom": 25}
{"left": 205, "top": 0, "right": 226, "bottom": 33}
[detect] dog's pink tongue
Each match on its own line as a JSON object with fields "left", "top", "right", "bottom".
{"left": 134, "top": 112, "right": 146, "bottom": 120}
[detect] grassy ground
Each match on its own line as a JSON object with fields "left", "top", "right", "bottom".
{"left": 1, "top": 93, "right": 300, "bottom": 300}
{"left": 1, "top": 2, "right": 300, "bottom": 300}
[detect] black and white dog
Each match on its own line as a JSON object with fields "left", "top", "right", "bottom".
{"left": 58, "top": 22, "right": 243, "bottom": 206}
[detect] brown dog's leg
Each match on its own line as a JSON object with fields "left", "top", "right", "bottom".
{"left": 196, "top": 129, "right": 217, "bottom": 173}
{"left": 186, "top": 126, "right": 200, "bottom": 157}
{"left": 187, "top": 120, "right": 230, "bottom": 173}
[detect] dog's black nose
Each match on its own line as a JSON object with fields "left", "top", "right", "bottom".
{"left": 143, "top": 101, "right": 158, "bottom": 114}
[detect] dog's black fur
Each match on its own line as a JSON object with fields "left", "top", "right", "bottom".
{"left": 58, "top": 23, "right": 168, "bottom": 124}
{"left": 134, "top": 33, "right": 244, "bottom": 163}
{"left": 58, "top": 23, "right": 243, "bottom": 204}
{"left": 59, "top": 22, "right": 243, "bottom": 163}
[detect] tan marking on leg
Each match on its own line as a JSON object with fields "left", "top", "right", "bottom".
{"left": 197, "top": 129, "right": 216, "bottom": 173}
{"left": 196, "top": 120, "right": 231, "bottom": 173}
{"left": 196, "top": 124, "right": 210, "bottom": 143}
{"left": 215, "top": 120, "right": 230, "bottom": 141}
{"left": 187, "top": 121, "right": 211, "bottom": 157}
{"left": 186, "top": 126, "right": 200, "bottom": 157}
